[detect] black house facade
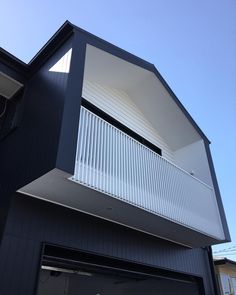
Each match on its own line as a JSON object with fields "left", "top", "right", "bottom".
{"left": 0, "top": 21, "right": 230, "bottom": 295}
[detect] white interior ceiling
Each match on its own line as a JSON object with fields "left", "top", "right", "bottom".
{"left": 0, "top": 71, "right": 23, "bottom": 99}
{"left": 84, "top": 45, "right": 151, "bottom": 91}
{"left": 83, "top": 45, "right": 201, "bottom": 150}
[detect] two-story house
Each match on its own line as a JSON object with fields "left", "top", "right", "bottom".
{"left": 215, "top": 258, "right": 236, "bottom": 295}
{"left": 0, "top": 21, "right": 230, "bottom": 295}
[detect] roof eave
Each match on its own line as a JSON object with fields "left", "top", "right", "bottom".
{"left": 28, "top": 20, "right": 75, "bottom": 73}
{"left": 0, "top": 47, "right": 29, "bottom": 78}
{"left": 150, "top": 64, "right": 211, "bottom": 144}
{"left": 0, "top": 20, "right": 211, "bottom": 144}
{"left": 214, "top": 258, "right": 236, "bottom": 266}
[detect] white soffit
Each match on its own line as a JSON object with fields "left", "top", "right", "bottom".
{"left": 83, "top": 45, "right": 202, "bottom": 150}
{"left": 84, "top": 44, "right": 151, "bottom": 90}
{"left": 49, "top": 48, "right": 72, "bottom": 73}
{"left": 0, "top": 71, "right": 23, "bottom": 99}
{"left": 18, "top": 169, "right": 224, "bottom": 248}
{"left": 127, "top": 73, "right": 201, "bottom": 150}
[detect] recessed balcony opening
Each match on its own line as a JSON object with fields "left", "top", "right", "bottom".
{"left": 82, "top": 45, "right": 213, "bottom": 186}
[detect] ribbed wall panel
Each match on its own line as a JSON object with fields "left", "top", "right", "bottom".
{"left": 0, "top": 194, "right": 215, "bottom": 295}
{"left": 73, "top": 107, "right": 224, "bottom": 240}
{"left": 82, "top": 80, "right": 174, "bottom": 162}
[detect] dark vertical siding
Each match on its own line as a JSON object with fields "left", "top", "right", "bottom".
{"left": 55, "top": 32, "right": 86, "bottom": 174}
{"left": 0, "top": 194, "right": 215, "bottom": 295}
{"left": 0, "top": 37, "right": 73, "bottom": 242}
{"left": 204, "top": 141, "right": 230, "bottom": 241}
{"left": 0, "top": 61, "right": 27, "bottom": 242}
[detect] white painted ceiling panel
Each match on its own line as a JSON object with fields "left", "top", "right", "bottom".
{"left": 0, "top": 71, "right": 23, "bottom": 99}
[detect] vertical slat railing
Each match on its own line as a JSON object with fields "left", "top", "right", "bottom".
{"left": 72, "top": 106, "right": 223, "bottom": 239}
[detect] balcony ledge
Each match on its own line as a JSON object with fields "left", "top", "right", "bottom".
{"left": 18, "top": 168, "right": 225, "bottom": 248}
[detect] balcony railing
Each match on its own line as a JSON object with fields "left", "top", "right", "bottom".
{"left": 72, "top": 106, "right": 224, "bottom": 240}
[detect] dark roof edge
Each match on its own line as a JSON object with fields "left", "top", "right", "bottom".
{"left": 0, "top": 47, "right": 29, "bottom": 77}
{"left": 72, "top": 23, "right": 154, "bottom": 71}
{"left": 151, "top": 65, "right": 211, "bottom": 144}
{"left": 214, "top": 258, "right": 236, "bottom": 266}
{"left": 0, "top": 21, "right": 74, "bottom": 78}
{"left": 28, "top": 20, "right": 74, "bottom": 72}
{"left": 0, "top": 20, "right": 211, "bottom": 143}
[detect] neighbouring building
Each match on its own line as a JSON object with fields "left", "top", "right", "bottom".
{"left": 215, "top": 258, "right": 236, "bottom": 295}
{"left": 0, "top": 21, "right": 230, "bottom": 295}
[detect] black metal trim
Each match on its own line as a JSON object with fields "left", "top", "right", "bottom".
{"left": 55, "top": 32, "right": 87, "bottom": 174}
{"left": 82, "top": 99, "right": 162, "bottom": 156}
{"left": 73, "top": 25, "right": 154, "bottom": 71}
{"left": 33, "top": 243, "right": 46, "bottom": 295}
{"left": 0, "top": 21, "right": 74, "bottom": 78}
{"left": 0, "top": 48, "right": 29, "bottom": 77}
{"left": 151, "top": 66, "right": 210, "bottom": 144}
{"left": 39, "top": 243, "right": 205, "bottom": 294}
{"left": 206, "top": 246, "right": 220, "bottom": 295}
{"left": 203, "top": 141, "right": 231, "bottom": 242}
{"left": 29, "top": 22, "right": 74, "bottom": 74}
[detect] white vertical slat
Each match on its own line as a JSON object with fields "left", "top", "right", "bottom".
{"left": 106, "top": 124, "right": 110, "bottom": 193}
{"left": 89, "top": 113, "right": 95, "bottom": 187}
{"left": 74, "top": 107, "right": 84, "bottom": 181}
{"left": 121, "top": 133, "right": 125, "bottom": 199}
{"left": 130, "top": 139, "right": 135, "bottom": 204}
{"left": 102, "top": 120, "right": 106, "bottom": 192}
{"left": 85, "top": 112, "right": 92, "bottom": 185}
{"left": 133, "top": 140, "right": 139, "bottom": 205}
{"left": 145, "top": 146, "right": 152, "bottom": 211}
{"left": 117, "top": 128, "right": 121, "bottom": 199}
{"left": 114, "top": 128, "right": 118, "bottom": 197}
{"left": 99, "top": 120, "right": 104, "bottom": 191}
{"left": 93, "top": 115, "right": 98, "bottom": 187}
{"left": 72, "top": 106, "right": 224, "bottom": 240}
{"left": 80, "top": 109, "right": 88, "bottom": 183}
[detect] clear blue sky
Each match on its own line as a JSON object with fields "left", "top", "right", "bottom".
{"left": 1, "top": 0, "right": 235, "bottom": 257}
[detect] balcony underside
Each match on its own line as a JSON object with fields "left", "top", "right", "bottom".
{"left": 19, "top": 168, "right": 223, "bottom": 248}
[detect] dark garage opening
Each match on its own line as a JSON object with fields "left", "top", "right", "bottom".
{"left": 36, "top": 244, "right": 203, "bottom": 295}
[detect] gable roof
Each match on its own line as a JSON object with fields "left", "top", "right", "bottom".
{"left": 0, "top": 20, "right": 210, "bottom": 143}
{"left": 214, "top": 258, "right": 236, "bottom": 267}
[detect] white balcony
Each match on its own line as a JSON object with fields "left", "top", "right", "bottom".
{"left": 70, "top": 106, "right": 224, "bottom": 244}
{"left": 18, "top": 104, "right": 225, "bottom": 248}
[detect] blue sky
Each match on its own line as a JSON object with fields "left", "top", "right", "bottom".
{"left": 1, "top": 0, "right": 235, "bottom": 257}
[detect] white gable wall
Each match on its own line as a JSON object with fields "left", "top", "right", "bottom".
{"left": 174, "top": 140, "right": 214, "bottom": 187}
{"left": 82, "top": 80, "right": 174, "bottom": 162}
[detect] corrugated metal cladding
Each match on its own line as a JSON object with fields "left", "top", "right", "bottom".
{"left": 0, "top": 37, "right": 73, "bottom": 243}
{"left": 0, "top": 36, "right": 74, "bottom": 294}
{"left": 0, "top": 194, "right": 215, "bottom": 295}
{"left": 82, "top": 80, "right": 174, "bottom": 162}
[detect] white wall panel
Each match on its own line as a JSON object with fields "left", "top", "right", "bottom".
{"left": 174, "top": 140, "right": 214, "bottom": 187}
{"left": 82, "top": 80, "right": 174, "bottom": 162}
